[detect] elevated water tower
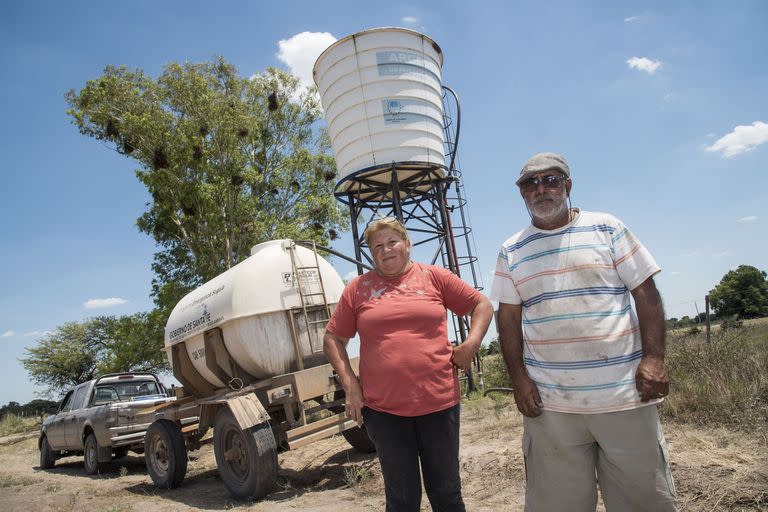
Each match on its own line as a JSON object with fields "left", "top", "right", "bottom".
{"left": 313, "top": 28, "right": 484, "bottom": 388}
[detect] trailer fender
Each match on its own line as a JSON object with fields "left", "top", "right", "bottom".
{"left": 225, "top": 394, "right": 271, "bottom": 430}
{"left": 201, "top": 394, "right": 270, "bottom": 432}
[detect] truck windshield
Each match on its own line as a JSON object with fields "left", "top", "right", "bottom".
{"left": 95, "top": 380, "right": 161, "bottom": 402}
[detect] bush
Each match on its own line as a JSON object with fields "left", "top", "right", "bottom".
{"left": 480, "top": 354, "right": 513, "bottom": 390}
{"left": 685, "top": 326, "right": 701, "bottom": 336}
{"left": 720, "top": 317, "right": 744, "bottom": 330}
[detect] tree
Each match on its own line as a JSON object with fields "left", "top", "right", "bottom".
{"left": 21, "top": 320, "right": 99, "bottom": 393}
{"left": 708, "top": 265, "right": 768, "bottom": 319}
{"left": 66, "top": 58, "right": 346, "bottom": 314}
{"left": 21, "top": 315, "right": 168, "bottom": 396}
{"left": 1, "top": 399, "right": 58, "bottom": 418}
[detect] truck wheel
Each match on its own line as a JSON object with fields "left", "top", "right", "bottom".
{"left": 330, "top": 391, "right": 376, "bottom": 453}
{"left": 342, "top": 426, "right": 376, "bottom": 453}
{"left": 83, "top": 433, "right": 101, "bottom": 475}
{"left": 145, "top": 420, "right": 188, "bottom": 488}
{"left": 39, "top": 436, "right": 57, "bottom": 469}
{"left": 213, "top": 408, "right": 277, "bottom": 500}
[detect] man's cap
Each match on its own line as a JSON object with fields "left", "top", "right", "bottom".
{"left": 516, "top": 152, "right": 570, "bottom": 185}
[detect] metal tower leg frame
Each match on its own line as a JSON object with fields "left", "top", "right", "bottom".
{"left": 332, "top": 86, "right": 484, "bottom": 393}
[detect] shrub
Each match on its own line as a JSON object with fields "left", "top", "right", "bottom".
{"left": 480, "top": 354, "right": 512, "bottom": 390}
{"left": 720, "top": 317, "right": 744, "bottom": 330}
{"left": 686, "top": 326, "right": 701, "bottom": 336}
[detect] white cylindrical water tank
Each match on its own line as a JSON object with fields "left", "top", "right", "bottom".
{"left": 164, "top": 240, "right": 345, "bottom": 389}
{"left": 313, "top": 27, "right": 446, "bottom": 194}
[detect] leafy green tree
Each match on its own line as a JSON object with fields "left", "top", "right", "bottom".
{"left": 66, "top": 58, "right": 346, "bottom": 314}
{"left": 709, "top": 265, "right": 768, "bottom": 319}
{"left": 21, "top": 315, "right": 168, "bottom": 395}
{"left": 21, "top": 320, "right": 99, "bottom": 393}
{"left": 97, "top": 311, "right": 168, "bottom": 374}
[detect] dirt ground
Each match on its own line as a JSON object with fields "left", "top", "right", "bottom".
{"left": 0, "top": 398, "right": 766, "bottom": 511}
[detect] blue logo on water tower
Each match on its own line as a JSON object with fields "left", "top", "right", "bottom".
{"left": 386, "top": 100, "right": 403, "bottom": 115}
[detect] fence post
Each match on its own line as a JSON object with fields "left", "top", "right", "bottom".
{"left": 705, "top": 294, "right": 711, "bottom": 343}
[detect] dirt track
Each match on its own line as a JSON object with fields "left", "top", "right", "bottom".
{"left": 1, "top": 398, "right": 766, "bottom": 511}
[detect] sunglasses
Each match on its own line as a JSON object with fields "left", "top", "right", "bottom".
{"left": 520, "top": 174, "right": 567, "bottom": 192}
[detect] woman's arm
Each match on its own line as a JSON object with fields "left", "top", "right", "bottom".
{"left": 323, "top": 332, "right": 365, "bottom": 425}
{"left": 451, "top": 295, "right": 493, "bottom": 371}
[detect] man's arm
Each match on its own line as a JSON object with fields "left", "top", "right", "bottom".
{"left": 323, "top": 332, "right": 365, "bottom": 425}
{"left": 451, "top": 295, "right": 494, "bottom": 371}
{"left": 497, "top": 302, "right": 542, "bottom": 417}
{"left": 631, "top": 276, "right": 670, "bottom": 401}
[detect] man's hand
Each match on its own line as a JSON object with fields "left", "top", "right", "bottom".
{"left": 636, "top": 354, "right": 670, "bottom": 401}
{"left": 630, "top": 277, "right": 670, "bottom": 402}
{"left": 512, "top": 375, "right": 543, "bottom": 417}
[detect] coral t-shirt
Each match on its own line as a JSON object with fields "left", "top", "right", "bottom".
{"left": 326, "top": 262, "right": 481, "bottom": 416}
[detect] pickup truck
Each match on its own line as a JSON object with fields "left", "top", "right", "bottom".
{"left": 38, "top": 372, "right": 198, "bottom": 474}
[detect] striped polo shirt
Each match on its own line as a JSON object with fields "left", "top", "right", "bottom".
{"left": 490, "top": 210, "right": 661, "bottom": 413}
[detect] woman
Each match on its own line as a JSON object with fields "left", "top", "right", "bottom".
{"left": 323, "top": 217, "right": 493, "bottom": 512}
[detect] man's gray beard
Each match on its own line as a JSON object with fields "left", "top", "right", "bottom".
{"left": 529, "top": 199, "right": 569, "bottom": 224}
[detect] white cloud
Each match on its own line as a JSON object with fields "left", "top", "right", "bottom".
{"left": 738, "top": 215, "right": 758, "bottom": 223}
{"left": 276, "top": 32, "right": 337, "bottom": 93}
{"left": 712, "top": 251, "right": 731, "bottom": 258}
{"left": 24, "top": 330, "right": 53, "bottom": 337}
{"left": 84, "top": 297, "right": 128, "bottom": 309}
{"left": 343, "top": 270, "right": 358, "bottom": 283}
{"left": 669, "top": 271, "right": 682, "bottom": 276}
{"left": 705, "top": 121, "right": 768, "bottom": 157}
{"left": 402, "top": 16, "right": 418, "bottom": 24}
{"left": 626, "top": 56, "right": 662, "bottom": 74}
{"left": 1, "top": 330, "right": 14, "bottom": 337}
{"left": 624, "top": 16, "right": 641, "bottom": 22}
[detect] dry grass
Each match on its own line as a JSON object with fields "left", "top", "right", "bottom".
{"left": 663, "top": 320, "right": 768, "bottom": 440}
{"left": 665, "top": 423, "right": 768, "bottom": 510}
{"left": 0, "top": 472, "right": 39, "bottom": 488}
{"left": 0, "top": 413, "right": 40, "bottom": 437}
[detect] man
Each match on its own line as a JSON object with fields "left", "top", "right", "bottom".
{"left": 490, "top": 152, "right": 677, "bottom": 511}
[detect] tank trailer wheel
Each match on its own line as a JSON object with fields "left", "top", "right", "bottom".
{"left": 145, "top": 420, "right": 188, "bottom": 488}
{"left": 83, "top": 433, "right": 101, "bottom": 475}
{"left": 331, "top": 391, "right": 376, "bottom": 453}
{"left": 342, "top": 426, "right": 376, "bottom": 453}
{"left": 39, "top": 435, "right": 57, "bottom": 469}
{"left": 213, "top": 407, "right": 277, "bottom": 500}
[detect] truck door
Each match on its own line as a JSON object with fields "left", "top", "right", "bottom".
{"left": 63, "top": 384, "right": 90, "bottom": 449}
{"left": 46, "top": 390, "right": 74, "bottom": 450}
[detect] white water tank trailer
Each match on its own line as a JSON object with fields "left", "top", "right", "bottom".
{"left": 164, "top": 240, "right": 345, "bottom": 391}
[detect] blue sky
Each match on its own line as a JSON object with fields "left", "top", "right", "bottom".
{"left": 1, "top": 0, "right": 766, "bottom": 406}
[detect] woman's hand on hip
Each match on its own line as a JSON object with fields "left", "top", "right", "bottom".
{"left": 451, "top": 342, "right": 479, "bottom": 372}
